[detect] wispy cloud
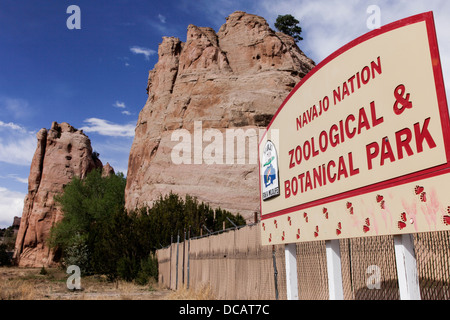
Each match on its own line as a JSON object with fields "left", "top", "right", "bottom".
{"left": 0, "top": 174, "right": 28, "bottom": 184}
{"left": 0, "top": 96, "right": 32, "bottom": 120}
{"left": 130, "top": 46, "right": 156, "bottom": 60}
{"left": 121, "top": 110, "right": 132, "bottom": 116}
{"left": 113, "top": 101, "right": 126, "bottom": 108}
{"left": 0, "top": 121, "right": 35, "bottom": 166}
{"left": 0, "top": 120, "right": 26, "bottom": 131}
{"left": 0, "top": 187, "right": 25, "bottom": 228}
{"left": 80, "top": 118, "right": 135, "bottom": 137}
{"left": 158, "top": 14, "right": 166, "bottom": 24}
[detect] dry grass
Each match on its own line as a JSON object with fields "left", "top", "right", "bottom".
{"left": 0, "top": 267, "right": 171, "bottom": 300}
{"left": 167, "top": 283, "right": 216, "bottom": 300}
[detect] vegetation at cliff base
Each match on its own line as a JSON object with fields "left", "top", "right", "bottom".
{"left": 0, "top": 226, "right": 16, "bottom": 266}
{"left": 49, "top": 168, "right": 245, "bottom": 284}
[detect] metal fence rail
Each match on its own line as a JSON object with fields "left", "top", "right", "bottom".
{"left": 156, "top": 223, "right": 450, "bottom": 300}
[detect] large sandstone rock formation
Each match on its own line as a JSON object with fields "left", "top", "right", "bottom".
{"left": 125, "top": 11, "right": 315, "bottom": 220}
{"left": 14, "top": 122, "right": 112, "bottom": 267}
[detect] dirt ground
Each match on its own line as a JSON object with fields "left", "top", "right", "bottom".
{"left": 0, "top": 266, "right": 173, "bottom": 300}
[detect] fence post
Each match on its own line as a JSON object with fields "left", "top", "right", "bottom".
{"left": 326, "top": 239, "right": 344, "bottom": 300}
{"left": 272, "top": 246, "right": 279, "bottom": 300}
{"left": 187, "top": 227, "right": 190, "bottom": 289}
{"left": 176, "top": 233, "right": 179, "bottom": 290}
{"left": 394, "top": 234, "right": 421, "bottom": 300}
{"left": 170, "top": 234, "right": 173, "bottom": 290}
{"left": 285, "top": 243, "right": 299, "bottom": 300}
{"left": 182, "top": 229, "right": 186, "bottom": 286}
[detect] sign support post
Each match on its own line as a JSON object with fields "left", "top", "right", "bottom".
{"left": 325, "top": 240, "right": 344, "bottom": 300}
{"left": 284, "top": 243, "right": 299, "bottom": 300}
{"left": 394, "top": 234, "right": 421, "bottom": 300}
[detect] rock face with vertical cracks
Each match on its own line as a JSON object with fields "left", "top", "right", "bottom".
{"left": 14, "top": 122, "right": 112, "bottom": 267}
{"left": 125, "top": 11, "right": 315, "bottom": 220}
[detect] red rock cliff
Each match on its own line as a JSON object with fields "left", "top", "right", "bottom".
{"left": 13, "top": 122, "right": 111, "bottom": 267}
{"left": 125, "top": 11, "right": 315, "bottom": 220}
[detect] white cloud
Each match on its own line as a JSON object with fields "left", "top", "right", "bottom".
{"left": 130, "top": 46, "right": 156, "bottom": 60}
{"left": 113, "top": 101, "right": 126, "bottom": 108}
{"left": 0, "top": 187, "right": 25, "bottom": 228}
{"left": 0, "top": 120, "right": 25, "bottom": 131}
{"left": 80, "top": 118, "right": 135, "bottom": 137}
{"left": 121, "top": 110, "right": 132, "bottom": 116}
{"left": 0, "top": 96, "right": 31, "bottom": 120}
{"left": 256, "top": 0, "right": 450, "bottom": 93}
{"left": 0, "top": 174, "right": 28, "bottom": 184}
{"left": 0, "top": 121, "right": 35, "bottom": 166}
{"left": 158, "top": 14, "right": 166, "bottom": 24}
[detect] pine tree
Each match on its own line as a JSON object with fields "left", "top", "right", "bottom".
{"left": 274, "top": 14, "right": 303, "bottom": 42}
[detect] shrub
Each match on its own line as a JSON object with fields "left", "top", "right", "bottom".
{"left": 50, "top": 169, "right": 243, "bottom": 284}
{"left": 0, "top": 244, "right": 11, "bottom": 266}
{"left": 135, "top": 253, "right": 158, "bottom": 286}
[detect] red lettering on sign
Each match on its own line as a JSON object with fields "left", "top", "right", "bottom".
{"left": 327, "top": 160, "right": 337, "bottom": 183}
{"left": 345, "top": 114, "right": 356, "bottom": 139}
{"left": 284, "top": 180, "right": 291, "bottom": 198}
{"left": 370, "top": 101, "right": 384, "bottom": 127}
{"left": 365, "top": 118, "right": 437, "bottom": 170}
{"left": 348, "top": 152, "right": 360, "bottom": 176}
{"left": 337, "top": 156, "right": 348, "bottom": 180}
{"left": 358, "top": 107, "right": 370, "bottom": 134}
{"left": 330, "top": 124, "right": 339, "bottom": 147}
{"left": 414, "top": 118, "right": 437, "bottom": 153}
{"left": 395, "top": 128, "right": 413, "bottom": 160}
{"left": 289, "top": 149, "right": 295, "bottom": 169}
{"left": 366, "top": 142, "right": 379, "bottom": 170}
{"left": 380, "top": 137, "right": 396, "bottom": 166}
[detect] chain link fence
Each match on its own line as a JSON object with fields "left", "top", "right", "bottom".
{"left": 156, "top": 223, "right": 450, "bottom": 300}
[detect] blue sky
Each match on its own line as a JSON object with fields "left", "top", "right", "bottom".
{"left": 1, "top": 0, "right": 450, "bottom": 227}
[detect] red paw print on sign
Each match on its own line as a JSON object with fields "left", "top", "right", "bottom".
{"left": 336, "top": 222, "right": 342, "bottom": 236}
{"left": 363, "top": 218, "right": 370, "bottom": 233}
{"left": 420, "top": 192, "right": 427, "bottom": 202}
{"left": 415, "top": 186, "right": 424, "bottom": 195}
{"left": 346, "top": 202, "right": 354, "bottom": 215}
{"left": 376, "top": 195, "right": 385, "bottom": 209}
{"left": 443, "top": 215, "right": 450, "bottom": 226}
{"left": 443, "top": 207, "right": 450, "bottom": 226}
{"left": 398, "top": 212, "right": 407, "bottom": 230}
{"left": 303, "top": 212, "right": 309, "bottom": 223}
{"left": 415, "top": 185, "right": 427, "bottom": 202}
{"left": 323, "top": 207, "right": 329, "bottom": 220}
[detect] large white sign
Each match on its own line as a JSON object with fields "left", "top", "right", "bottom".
{"left": 259, "top": 12, "right": 450, "bottom": 245}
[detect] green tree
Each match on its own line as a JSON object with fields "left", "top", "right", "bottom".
{"left": 144, "top": 192, "right": 246, "bottom": 248}
{"left": 49, "top": 169, "right": 127, "bottom": 274}
{"left": 50, "top": 168, "right": 245, "bottom": 283}
{"left": 274, "top": 14, "right": 303, "bottom": 42}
